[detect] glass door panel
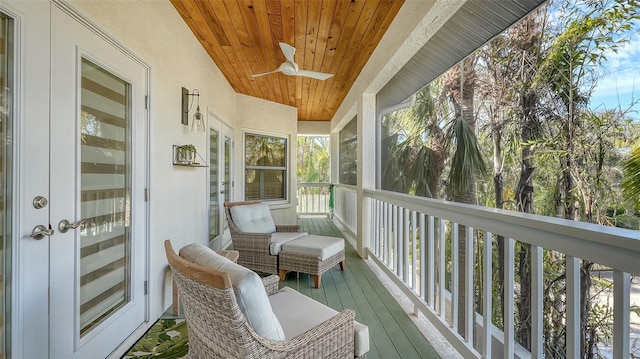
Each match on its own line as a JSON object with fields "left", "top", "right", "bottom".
{"left": 224, "top": 135, "right": 230, "bottom": 204}
{"left": 79, "top": 58, "right": 131, "bottom": 335}
{"left": 209, "top": 129, "right": 219, "bottom": 246}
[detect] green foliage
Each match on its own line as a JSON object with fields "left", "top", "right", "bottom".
{"left": 125, "top": 319, "right": 189, "bottom": 359}
{"left": 446, "top": 113, "right": 487, "bottom": 194}
{"left": 297, "top": 136, "right": 330, "bottom": 183}
{"left": 373, "top": 0, "right": 640, "bottom": 357}
{"left": 622, "top": 142, "right": 640, "bottom": 209}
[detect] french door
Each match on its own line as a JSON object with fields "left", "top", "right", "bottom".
{"left": 208, "top": 112, "right": 233, "bottom": 250}
{"left": 6, "top": 2, "right": 148, "bottom": 358}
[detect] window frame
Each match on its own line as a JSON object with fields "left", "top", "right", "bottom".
{"left": 243, "top": 130, "right": 289, "bottom": 203}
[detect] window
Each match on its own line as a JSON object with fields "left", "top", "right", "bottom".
{"left": 244, "top": 132, "right": 288, "bottom": 201}
{"left": 339, "top": 117, "right": 357, "bottom": 185}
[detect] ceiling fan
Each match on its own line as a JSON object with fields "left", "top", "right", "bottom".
{"left": 251, "top": 43, "right": 334, "bottom": 80}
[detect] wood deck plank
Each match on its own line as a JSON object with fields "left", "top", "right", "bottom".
{"left": 292, "top": 218, "right": 440, "bottom": 359}
{"left": 345, "top": 237, "right": 439, "bottom": 358}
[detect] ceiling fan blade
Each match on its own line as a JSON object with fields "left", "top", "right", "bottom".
{"left": 250, "top": 69, "right": 281, "bottom": 78}
{"left": 295, "top": 70, "right": 334, "bottom": 80}
{"left": 279, "top": 42, "right": 296, "bottom": 65}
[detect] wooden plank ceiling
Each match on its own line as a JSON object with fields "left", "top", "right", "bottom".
{"left": 171, "top": 0, "right": 405, "bottom": 121}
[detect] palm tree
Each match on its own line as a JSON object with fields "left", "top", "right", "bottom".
{"left": 622, "top": 142, "right": 640, "bottom": 209}
{"left": 441, "top": 56, "right": 487, "bottom": 336}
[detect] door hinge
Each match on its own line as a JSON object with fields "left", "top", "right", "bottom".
{"left": 144, "top": 281, "right": 148, "bottom": 295}
{"left": 144, "top": 188, "right": 148, "bottom": 202}
{"left": 145, "top": 95, "right": 149, "bottom": 109}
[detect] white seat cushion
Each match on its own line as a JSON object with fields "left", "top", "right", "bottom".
{"left": 230, "top": 203, "right": 276, "bottom": 233}
{"left": 269, "top": 287, "right": 369, "bottom": 357}
{"left": 280, "top": 235, "right": 344, "bottom": 260}
{"left": 179, "top": 243, "right": 286, "bottom": 341}
{"left": 269, "top": 232, "right": 308, "bottom": 255}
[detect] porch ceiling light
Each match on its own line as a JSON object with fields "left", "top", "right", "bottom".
{"left": 181, "top": 87, "right": 206, "bottom": 133}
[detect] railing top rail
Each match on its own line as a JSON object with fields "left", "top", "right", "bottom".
{"left": 333, "top": 183, "right": 357, "bottom": 192}
{"left": 297, "top": 182, "right": 331, "bottom": 187}
{"left": 364, "top": 189, "right": 640, "bottom": 275}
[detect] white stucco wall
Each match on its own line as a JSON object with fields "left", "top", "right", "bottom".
{"left": 68, "top": 0, "right": 238, "bottom": 322}
{"left": 297, "top": 120, "right": 331, "bottom": 135}
{"left": 236, "top": 94, "right": 298, "bottom": 225}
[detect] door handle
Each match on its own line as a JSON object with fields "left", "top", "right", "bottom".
{"left": 31, "top": 225, "right": 54, "bottom": 240}
{"left": 58, "top": 219, "right": 87, "bottom": 233}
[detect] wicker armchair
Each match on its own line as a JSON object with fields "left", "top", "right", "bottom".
{"left": 224, "top": 201, "right": 304, "bottom": 275}
{"left": 164, "top": 240, "right": 360, "bottom": 359}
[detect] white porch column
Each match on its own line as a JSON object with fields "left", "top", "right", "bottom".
{"left": 357, "top": 93, "right": 376, "bottom": 258}
{"left": 330, "top": 131, "right": 339, "bottom": 185}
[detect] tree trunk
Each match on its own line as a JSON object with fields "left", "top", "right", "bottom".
{"left": 514, "top": 86, "right": 539, "bottom": 350}
{"left": 429, "top": 122, "right": 446, "bottom": 199}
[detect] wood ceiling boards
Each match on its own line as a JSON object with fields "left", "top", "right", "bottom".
{"left": 171, "top": 0, "right": 405, "bottom": 121}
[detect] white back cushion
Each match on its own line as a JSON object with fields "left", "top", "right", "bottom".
{"left": 230, "top": 203, "right": 276, "bottom": 233}
{"left": 179, "top": 243, "right": 285, "bottom": 341}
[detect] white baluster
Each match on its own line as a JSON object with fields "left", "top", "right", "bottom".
{"left": 465, "top": 227, "right": 474, "bottom": 344}
{"left": 420, "top": 213, "right": 426, "bottom": 301}
{"left": 613, "top": 270, "right": 630, "bottom": 358}
{"left": 504, "top": 237, "right": 514, "bottom": 359}
{"left": 531, "top": 245, "right": 543, "bottom": 359}
{"left": 452, "top": 222, "right": 459, "bottom": 332}
{"left": 566, "top": 255, "right": 580, "bottom": 359}
{"left": 403, "top": 208, "right": 410, "bottom": 282}
{"left": 483, "top": 231, "right": 493, "bottom": 357}
{"left": 427, "top": 215, "right": 435, "bottom": 307}
{"left": 412, "top": 210, "right": 417, "bottom": 293}
{"left": 439, "top": 218, "right": 446, "bottom": 319}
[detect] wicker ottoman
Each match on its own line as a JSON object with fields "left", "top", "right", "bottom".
{"left": 278, "top": 235, "right": 345, "bottom": 288}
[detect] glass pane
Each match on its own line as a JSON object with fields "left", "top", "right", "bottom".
{"left": 339, "top": 117, "right": 357, "bottom": 185}
{"left": 245, "top": 169, "right": 285, "bottom": 200}
{"left": 224, "top": 136, "right": 230, "bottom": 204}
{"left": 0, "top": 13, "right": 13, "bottom": 359}
{"left": 79, "top": 58, "right": 131, "bottom": 335}
{"left": 209, "top": 130, "right": 219, "bottom": 241}
{"left": 245, "top": 134, "right": 286, "bottom": 167}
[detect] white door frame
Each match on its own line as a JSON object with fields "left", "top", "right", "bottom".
{"left": 2, "top": 1, "right": 52, "bottom": 358}
{"left": 207, "top": 109, "right": 233, "bottom": 249}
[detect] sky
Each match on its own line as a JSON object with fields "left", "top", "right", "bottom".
{"left": 588, "top": 25, "right": 640, "bottom": 120}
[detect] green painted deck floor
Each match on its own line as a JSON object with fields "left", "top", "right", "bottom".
{"left": 283, "top": 217, "right": 440, "bottom": 359}
{"left": 144, "top": 217, "right": 440, "bottom": 359}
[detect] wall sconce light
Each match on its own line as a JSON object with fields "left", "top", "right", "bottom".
{"left": 181, "top": 87, "right": 206, "bottom": 133}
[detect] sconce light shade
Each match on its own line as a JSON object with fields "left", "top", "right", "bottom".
{"left": 181, "top": 87, "right": 206, "bottom": 133}
{"left": 191, "top": 106, "right": 206, "bottom": 133}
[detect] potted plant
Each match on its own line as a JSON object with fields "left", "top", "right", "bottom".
{"left": 176, "top": 144, "right": 196, "bottom": 164}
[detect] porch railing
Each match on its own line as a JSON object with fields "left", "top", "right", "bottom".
{"left": 333, "top": 184, "right": 358, "bottom": 236}
{"left": 296, "top": 182, "right": 331, "bottom": 216}
{"left": 364, "top": 189, "right": 639, "bottom": 359}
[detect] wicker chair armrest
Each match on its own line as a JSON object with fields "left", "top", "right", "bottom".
{"left": 262, "top": 275, "right": 280, "bottom": 296}
{"left": 230, "top": 232, "right": 272, "bottom": 249}
{"left": 275, "top": 225, "right": 301, "bottom": 233}
{"left": 253, "top": 309, "right": 356, "bottom": 355}
{"left": 230, "top": 229, "right": 273, "bottom": 237}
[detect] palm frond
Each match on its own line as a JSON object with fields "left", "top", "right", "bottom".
{"left": 622, "top": 142, "right": 640, "bottom": 207}
{"left": 447, "top": 114, "right": 487, "bottom": 193}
